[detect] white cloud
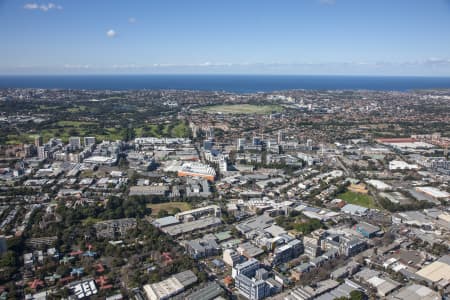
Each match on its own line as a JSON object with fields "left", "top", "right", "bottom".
{"left": 24, "top": 2, "right": 63, "bottom": 12}
{"left": 424, "top": 57, "right": 450, "bottom": 65}
{"left": 128, "top": 17, "right": 136, "bottom": 24}
{"left": 4, "top": 59, "right": 450, "bottom": 76}
{"left": 63, "top": 64, "right": 91, "bottom": 69}
{"left": 24, "top": 3, "right": 39, "bottom": 10}
{"left": 106, "top": 29, "right": 117, "bottom": 38}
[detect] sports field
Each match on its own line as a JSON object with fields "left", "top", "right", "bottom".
{"left": 338, "top": 190, "right": 378, "bottom": 208}
{"left": 134, "top": 121, "right": 189, "bottom": 138}
{"left": 199, "top": 104, "right": 283, "bottom": 114}
{"left": 147, "top": 202, "right": 191, "bottom": 216}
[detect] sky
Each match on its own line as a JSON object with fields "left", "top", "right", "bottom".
{"left": 1, "top": 0, "right": 450, "bottom": 75}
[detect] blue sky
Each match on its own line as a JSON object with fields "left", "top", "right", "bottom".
{"left": 1, "top": 0, "right": 450, "bottom": 75}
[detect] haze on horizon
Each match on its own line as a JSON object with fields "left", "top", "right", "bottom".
{"left": 2, "top": 0, "right": 450, "bottom": 76}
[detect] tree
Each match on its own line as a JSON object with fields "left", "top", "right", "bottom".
{"left": 294, "top": 219, "right": 324, "bottom": 235}
{"left": 56, "top": 265, "right": 71, "bottom": 277}
{"left": 349, "top": 290, "right": 365, "bottom": 300}
{"left": 0, "top": 251, "right": 17, "bottom": 268}
{"left": 171, "top": 207, "right": 181, "bottom": 215}
{"left": 333, "top": 290, "right": 365, "bottom": 300}
{"left": 157, "top": 209, "right": 169, "bottom": 218}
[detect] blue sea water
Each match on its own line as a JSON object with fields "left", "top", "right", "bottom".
{"left": 1, "top": 74, "right": 450, "bottom": 93}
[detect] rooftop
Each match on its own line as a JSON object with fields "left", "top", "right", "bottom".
{"left": 185, "top": 282, "right": 223, "bottom": 300}
{"left": 416, "top": 255, "right": 450, "bottom": 283}
{"left": 388, "top": 284, "right": 441, "bottom": 300}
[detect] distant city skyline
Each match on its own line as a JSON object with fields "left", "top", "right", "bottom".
{"left": 2, "top": 0, "right": 450, "bottom": 75}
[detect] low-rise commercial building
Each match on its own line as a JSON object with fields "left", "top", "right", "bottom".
{"left": 93, "top": 218, "right": 137, "bottom": 239}
{"left": 354, "top": 222, "right": 381, "bottom": 238}
{"left": 415, "top": 255, "right": 450, "bottom": 284}
{"left": 143, "top": 270, "right": 197, "bottom": 300}
{"left": 175, "top": 205, "right": 221, "bottom": 222}
{"left": 178, "top": 162, "right": 216, "bottom": 181}
{"left": 185, "top": 237, "right": 220, "bottom": 259}
{"left": 388, "top": 284, "right": 441, "bottom": 300}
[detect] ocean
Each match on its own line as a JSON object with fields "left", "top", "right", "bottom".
{"left": 1, "top": 74, "right": 450, "bottom": 93}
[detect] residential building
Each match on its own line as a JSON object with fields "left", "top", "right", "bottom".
{"left": 232, "top": 258, "right": 260, "bottom": 279}
{"left": 234, "top": 274, "right": 269, "bottom": 300}
{"left": 223, "top": 249, "right": 243, "bottom": 267}
{"left": 340, "top": 238, "right": 367, "bottom": 257}
{"left": 185, "top": 237, "right": 220, "bottom": 259}
{"left": 271, "top": 239, "right": 303, "bottom": 266}
{"left": 69, "top": 136, "right": 81, "bottom": 150}
{"left": 84, "top": 136, "right": 96, "bottom": 146}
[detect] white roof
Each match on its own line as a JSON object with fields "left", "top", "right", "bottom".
{"left": 367, "top": 276, "right": 385, "bottom": 287}
{"left": 144, "top": 277, "right": 184, "bottom": 300}
{"left": 416, "top": 186, "right": 450, "bottom": 198}
{"left": 416, "top": 259, "right": 450, "bottom": 282}
{"left": 342, "top": 204, "right": 368, "bottom": 214}
{"left": 366, "top": 179, "right": 392, "bottom": 190}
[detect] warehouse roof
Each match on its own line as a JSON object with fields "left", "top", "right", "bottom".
{"left": 388, "top": 284, "right": 441, "bottom": 300}
{"left": 416, "top": 255, "right": 450, "bottom": 283}
{"left": 186, "top": 282, "right": 223, "bottom": 300}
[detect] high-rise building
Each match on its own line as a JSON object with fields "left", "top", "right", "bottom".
{"left": 23, "top": 144, "right": 33, "bottom": 157}
{"left": 190, "top": 123, "right": 199, "bottom": 138}
{"left": 237, "top": 138, "right": 246, "bottom": 151}
{"left": 234, "top": 274, "right": 269, "bottom": 300}
{"left": 34, "top": 135, "right": 43, "bottom": 148}
{"left": 277, "top": 130, "right": 285, "bottom": 144}
{"left": 37, "top": 146, "right": 49, "bottom": 160}
{"left": 69, "top": 136, "right": 81, "bottom": 150}
{"left": 232, "top": 258, "right": 260, "bottom": 279}
{"left": 84, "top": 136, "right": 96, "bottom": 147}
{"left": 203, "top": 140, "right": 213, "bottom": 151}
{"left": 0, "top": 236, "right": 7, "bottom": 254}
{"left": 219, "top": 159, "right": 228, "bottom": 172}
{"left": 205, "top": 127, "right": 214, "bottom": 139}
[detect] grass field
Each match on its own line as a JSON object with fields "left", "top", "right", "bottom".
{"left": 199, "top": 104, "right": 283, "bottom": 114}
{"left": 171, "top": 122, "right": 189, "bottom": 137}
{"left": 147, "top": 202, "right": 191, "bottom": 216}
{"left": 56, "top": 120, "right": 95, "bottom": 127}
{"left": 6, "top": 120, "right": 189, "bottom": 145}
{"left": 40, "top": 126, "right": 123, "bottom": 143}
{"left": 338, "top": 190, "right": 377, "bottom": 208}
{"left": 134, "top": 121, "right": 189, "bottom": 138}
{"left": 7, "top": 125, "right": 124, "bottom": 145}
{"left": 67, "top": 105, "right": 87, "bottom": 113}
{"left": 82, "top": 217, "right": 102, "bottom": 226}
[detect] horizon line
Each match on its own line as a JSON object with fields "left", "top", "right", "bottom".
{"left": 2, "top": 73, "right": 450, "bottom": 78}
